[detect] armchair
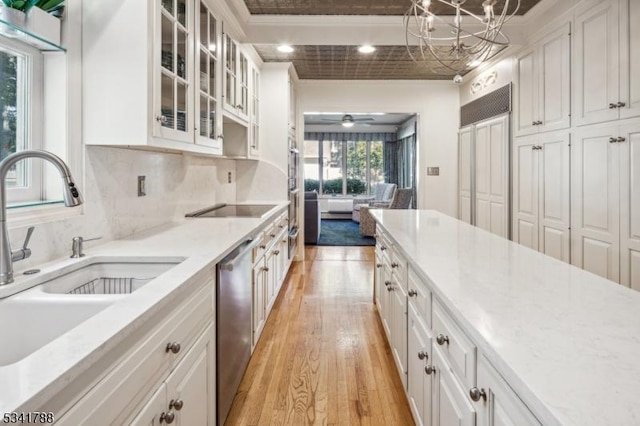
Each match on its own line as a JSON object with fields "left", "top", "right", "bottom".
{"left": 352, "top": 183, "right": 397, "bottom": 223}
{"left": 360, "top": 188, "right": 413, "bottom": 237}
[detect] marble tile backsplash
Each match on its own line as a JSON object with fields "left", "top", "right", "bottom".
{"left": 7, "top": 146, "right": 236, "bottom": 271}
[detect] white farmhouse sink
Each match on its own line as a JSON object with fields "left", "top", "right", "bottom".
{"left": 0, "top": 257, "right": 184, "bottom": 366}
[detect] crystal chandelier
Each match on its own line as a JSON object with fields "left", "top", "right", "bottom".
{"left": 404, "top": 0, "right": 520, "bottom": 82}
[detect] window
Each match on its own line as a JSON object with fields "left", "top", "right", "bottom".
{"left": 304, "top": 139, "right": 385, "bottom": 196}
{"left": 0, "top": 38, "right": 56, "bottom": 208}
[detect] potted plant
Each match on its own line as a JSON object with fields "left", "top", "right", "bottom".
{"left": 0, "top": 1, "right": 38, "bottom": 29}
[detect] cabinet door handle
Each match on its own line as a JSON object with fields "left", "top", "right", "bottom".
{"left": 425, "top": 365, "right": 436, "bottom": 375}
{"left": 418, "top": 351, "right": 428, "bottom": 360}
{"left": 617, "top": 137, "right": 626, "bottom": 143}
{"left": 436, "top": 334, "right": 449, "bottom": 345}
{"left": 376, "top": 263, "right": 382, "bottom": 268}
{"left": 532, "top": 121, "right": 537, "bottom": 126}
{"left": 274, "top": 250, "right": 280, "bottom": 255}
{"left": 408, "top": 289, "right": 418, "bottom": 297}
{"left": 165, "top": 342, "right": 181, "bottom": 354}
{"left": 609, "top": 103, "right": 619, "bottom": 109}
{"left": 617, "top": 102, "right": 626, "bottom": 108}
{"left": 469, "top": 387, "right": 487, "bottom": 402}
{"left": 391, "top": 262, "right": 399, "bottom": 268}
{"left": 169, "top": 399, "right": 184, "bottom": 411}
{"left": 156, "top": 115, "right": 168, "bottom": 124}
{"left": 609, "top": 137, "right": 618, "bottom": 143}
{"left": 384, "top": 280, "right": 392, "bottom": 286}
{"left": 160, "top": 411, "right": 175, "bottom": 424}
{"left": 387, "top": 286, "right": 394, "bottom": 292}
{"left": 380, "top": 246, "right": 387, "bottom": 251}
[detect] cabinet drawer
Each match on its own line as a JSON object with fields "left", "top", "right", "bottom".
{"left": 433, "top": 301, "right": 477, "bottom": 389}
{"left": 390, "top": 246, "right": 408, "bottom": 290}
{"left": 57, "top": 283, "right": 214, "bottom": 425}
{"left": 408, "top": 267, "right": 432, "bottom": 328}
{"left": 376, "top": 232, "right": 393, "bottom": 264}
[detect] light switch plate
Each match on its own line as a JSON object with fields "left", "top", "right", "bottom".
{"left": 427, "top": 167, "right": 440, "bottom": 176}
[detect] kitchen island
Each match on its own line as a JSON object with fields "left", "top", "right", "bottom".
{"left": 371, "top": 209, "right": 640, "bottom": 426}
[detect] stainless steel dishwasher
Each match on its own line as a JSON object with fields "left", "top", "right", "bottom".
{"left": 216, "top": 238, "right": 258, "bottom": 425}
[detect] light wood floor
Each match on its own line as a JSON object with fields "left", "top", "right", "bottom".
{"left": 225, "top": 246, "right": 415, "bottom": 426}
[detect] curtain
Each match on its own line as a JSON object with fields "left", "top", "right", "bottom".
{"left": 304, "top": 131, "right": 397, "bottom": 142}
{"left": 384, "top": 134, "right": 417, "bottom": 208}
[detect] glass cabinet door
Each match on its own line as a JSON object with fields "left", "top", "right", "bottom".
{"left": 156, "top": 0, "right": 193, "bottom": 143}
{"left": 239, "top": 52, "right": 249, "bottom": 117}
{"left": 195, "top": 1, "right": 222, "bottom": 151}
{"left": 250, "top": 66, "right": 260, "bottom": 156}
{"left": 224, "top": 33, "right": 237, "bottom": 112}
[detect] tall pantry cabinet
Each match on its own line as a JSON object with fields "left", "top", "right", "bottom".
{"left": 570, "top": 0, "right": 640, "bottom": 289}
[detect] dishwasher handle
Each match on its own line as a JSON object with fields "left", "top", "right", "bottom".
{"left": 219, "top": 238, "right": 260, "bottom": 271}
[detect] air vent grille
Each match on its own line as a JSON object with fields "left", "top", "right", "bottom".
{"left": 460, "top": 84, "right": 511, "bottom": 127}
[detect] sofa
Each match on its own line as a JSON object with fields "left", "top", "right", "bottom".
{"left": 304, "top": 191, "right": 321, "bottom": 244}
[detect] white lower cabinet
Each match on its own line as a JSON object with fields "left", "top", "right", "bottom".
{"left": 252, "top": 260, "right": 267, "bottom": 345}
{"left": 56, "top": 280, "right": 215, "bottom": 425}
{"left": 130, "top": 324, "right": 216, "bottom": 425}
{"left": 431, "top": 348, "right": 476, "bottom": 426}
{"left": 407, "top": 303, "right": 433, "bottom": 426}
{"left": 390, "top": 274, "right": 408, "bottom": 388}
{"left": 473, "top": 356, "right": 541, "bottom": 426}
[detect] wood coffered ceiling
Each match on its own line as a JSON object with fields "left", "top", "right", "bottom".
{"left": 244, "top": 0, "right": 542, "bottom": 79}
{"left": 243, "top": 0, "right": 541, "bottom": 16}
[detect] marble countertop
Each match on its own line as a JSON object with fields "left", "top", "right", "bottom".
{"left": 0, "top": 203, "right": 288, "bottom": 415}
{"left": 371, "top": 209, "right": 640, "bottom": 426}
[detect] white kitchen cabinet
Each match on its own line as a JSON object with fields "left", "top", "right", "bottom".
{"left": 472, "top": 355, "right": 541, "bottom": 426}
{"left": 515, "top": 23, "right": 571, "bottom": 136}
{"left": 474, "top": 115, "right": 510, "bottom": 239}
{"left": 288, "top": 73, "right": 297, "bottom": 133}
{"left": 574, "top": 0, "right": 640, "bottom": 126}
{"left": 513, "top": 132, "right": 571, "bottom": 262}
{"left": 194, "top": 0, "right": 223, "bottom": 154}
{"left": 56, "top": 281, "right": 215, "bottom": 425}
{"left": 407, "top": 303, "right": 433, "bottom": 426}
{"left": 431, "top": 348, "right": 476, "bottom": 426}
{"left": 459, "top": 126, "right": 474, "bottom": 224}
{"left": 130, "top": 323, "right": 215, "bottom": 426}
{"left": 571, "top": 123, "right": 640, "bottom": 289}
{"left": 390, "top": 273, "right": 408, "bottom": 389}
{"left": 223, "top": 31, "right": 249, "bottom": 123}
{"left": 249, "top": 64, "right": 261, "bottom": 158}
{"left": 252, "top": 260, "right": 266, "bottom": 345}
{"left": 380, "top": 259, "right": 393, "bottom": 339}
{"left": 83, "top": 0, "right": 230, "bottom": 156}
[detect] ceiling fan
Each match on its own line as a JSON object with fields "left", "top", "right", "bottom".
{"left": 321, "top": 114, "right": 374, "bottom": 128}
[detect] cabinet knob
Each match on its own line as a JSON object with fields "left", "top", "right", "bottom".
{"left": 532, "top": 121, "right": 537, "bottom": 126}
{"left": 165, "top": 342, "right": 181, "bottom": 354}
{"left": 425, "top": 365, "right": 436, "bottom": 375}
{"left": 169, "top": 399, "right": 184, "bottom": 411}
{"left": 380, "top": 246, "right": 387, "bottom": 251}
{"left": 609, "top": 137, "right": 618, "bottom": 144}
{"left": 436, "top": 334, "right": 449, "bottom": 345}
{"left": 259, "top": 244, "right": 266, "bottom": 249}
{"left": 408, "top": 289, "right": 418, "bottom": 297}
{"left": 617, "top": 102, "right": 626, "bottom": 108}
{"left": 270, "top": 233, "right": 276, "bottom": 238}
{"left": 384, "top": 280, "right": 392, "bottom": 286}
{"left": 537, "top": 120, "right": 543, "bottom": 125}
{"left": 376, "top": 263, "right": 382, "bottom": 268}
{"left": 262, "top": 267, "right": 270, "bottom": 272}
{"left": 274, "top": 250, "right": 280, "bottom": 255}
{"left": 469, "top": 387, "right": 487, "bottom": 402}
{"left": 617, "top": 137, "right": 626, "bottom": 143}
{"left": 609, "top": 103, "right": 619, "bottom": 109}
{"left": 156, "top": 115, "right": 167, "bottom": 124}
{"left": 391, "top": 262, "right": 399, "bottom": 268}
{"left": 387, "top": 286, "right": 394, "bottom": 292}
{"left": 160, "top": 411, "right": 175, "bottom": 424}
{"left": 418, "top": 351, "right": 428, "bottom": 360}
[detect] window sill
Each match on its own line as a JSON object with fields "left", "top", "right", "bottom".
{"left": 6, "top": 202, "right": 83, "bottom": 228}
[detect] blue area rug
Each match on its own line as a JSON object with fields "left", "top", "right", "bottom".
{"left": 316, "top": 219, "right": 376, "bottom": 246}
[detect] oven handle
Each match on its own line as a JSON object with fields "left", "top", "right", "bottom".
{"left": 219, "top": 238, "right": 261, "bottom": 271}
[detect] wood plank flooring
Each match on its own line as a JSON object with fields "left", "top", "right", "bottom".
{"left": 225, "top": 246, "right": 415, "bottom": 426}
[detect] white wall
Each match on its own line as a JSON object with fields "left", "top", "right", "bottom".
{"left": 7, "top": 148, "right": 237, "bottom": 271}
{"left": 298, "top": 80, "right": 460, "bottom": 216}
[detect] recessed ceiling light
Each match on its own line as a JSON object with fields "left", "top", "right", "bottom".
{"left": 358, "top": 45, "right": 376, "bottom": 54}
{"left": 278, "top": 45, "right": 294, "bottom": 53}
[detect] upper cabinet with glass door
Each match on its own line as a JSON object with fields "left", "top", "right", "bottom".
{"left": 82, "top": 0, "right": 229, "bottom": 156}
{"left": 195, "top": 0, "right": 222, "bottom": 154}
{"left": 223, "top": 30, "right": 250, "bottom": 124}
{"left": 249, "top": 64, "right": 260, "bottom": 158}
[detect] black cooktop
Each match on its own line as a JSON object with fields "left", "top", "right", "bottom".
{"left": 186, "top": 204, "right": 277, "bottom": 218}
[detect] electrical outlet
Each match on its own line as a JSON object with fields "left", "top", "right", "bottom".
{"left": 227, "top": 172, "right": 232, "bottom": 183}
{"left": 138, "top": 176, "right": 146, "bottom": 196}
{"left": 427, "top": 167, "right": 440, "bottom": 176}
